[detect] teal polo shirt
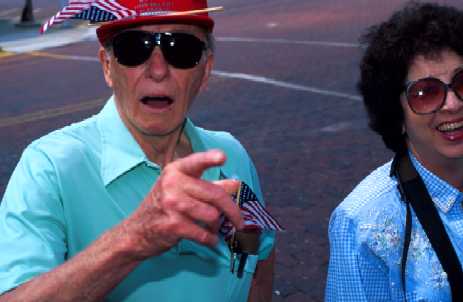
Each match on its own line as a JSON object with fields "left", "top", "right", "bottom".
{"left": 0, "top": 97, "right": 275, "bottom": 301}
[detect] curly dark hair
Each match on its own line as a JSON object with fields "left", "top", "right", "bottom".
{"left": 359, "top": 1, "right": 463, "bottom": 154}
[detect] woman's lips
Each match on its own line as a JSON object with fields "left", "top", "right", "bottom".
{"left": 437, "top": 120, "right": 463, "bottom": 132}
{"left": 437, "top": 120, "right": 463, "bottom": 141}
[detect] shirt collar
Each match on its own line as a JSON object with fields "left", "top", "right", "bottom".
{"left": 184, "top": 119, "right": 222, "bottom": 181}
{"left": 97, "top": 97, "right": 221, "bottom": 185}
{"left": 409, "top": 151, "right": 462, "bottom": 213}
{"left": 98, "top": 97, "right": 148, "bottom": 186}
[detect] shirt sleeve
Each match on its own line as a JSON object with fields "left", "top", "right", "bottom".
{"left": 0, "top": 144, "right": 67, "bottom": 294}
{"left": 325, "top": 207, "right": 391, "bottom": 302}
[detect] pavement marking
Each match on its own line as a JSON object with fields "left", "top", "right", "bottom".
{"left": 217, "top": 37, "right": 361, "bottom": 48}
{"left": 0, "top": 8, "right": 19, "bottom": 18}
{"left": 15, "top": 51, "right": 362, "bottom": 102}
{"left": 0, "top": 47, "right": 360, "bottom": 128}
{"left": 212, "top": 70, "right": 361, "bottom": 101}
{"left": 0, "top": 98, "right": 106, "bottom": 129}
{"left": 319, "top": 122, "right": 353, "bottom": 133}
{"left": 28, "top": 51, "right": 99, "bottom": 62}
{"left": 0, "top": 50, "right": 15, "bottom": 58}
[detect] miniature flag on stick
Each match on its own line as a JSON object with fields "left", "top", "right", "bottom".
{"left": 40, "top": 0, "right": 136, "bottom": 33}
{"left": 220, "top": 181, "right": 284, "bottom": 241}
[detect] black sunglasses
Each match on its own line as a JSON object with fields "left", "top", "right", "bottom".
{"left": 404, "top": 68, "right": 463, "bottom": 114}
{"left": 112, "top": 31, "right": 207, "bottom": 69}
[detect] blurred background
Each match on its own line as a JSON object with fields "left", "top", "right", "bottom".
{"left": 1, "top": 0, "right": 462, "bottom": 300}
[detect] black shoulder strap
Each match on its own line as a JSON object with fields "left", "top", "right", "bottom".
{"left": 392, "top": 154, "right": 463, "bottom": 301}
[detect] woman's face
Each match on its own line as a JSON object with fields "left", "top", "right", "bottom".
{"left": 401, "top": 49, "right": 463, "bottom": 169}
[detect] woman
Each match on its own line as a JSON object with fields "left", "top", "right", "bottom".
{"left": 326, "top": 2, "right": 463, "bottom": 301}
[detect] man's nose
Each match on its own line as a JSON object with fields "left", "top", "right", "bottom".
{"left": 146, "top": 46, "right": 169, "bottom": 81}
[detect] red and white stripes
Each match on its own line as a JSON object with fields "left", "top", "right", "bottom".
{"left": 40, "top": 0, "right": 136, "bottom": 33}
{"left": 220, "top": 181, "right": 284, "bottom": 241}
{"left": 242, "top": 200, "right": 283, "bottom": 231}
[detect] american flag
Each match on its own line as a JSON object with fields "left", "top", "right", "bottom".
{"left": 220, "top": 181, "right": 284, "bottom": 241}
{"left": 40, "top": 0, "right": 136, "bottom": 33}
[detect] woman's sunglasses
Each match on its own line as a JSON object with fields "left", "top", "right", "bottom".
{"left": 404, "top": 68, "right": 463, "bottom": 114}
{"left": 111, "top": 30, "right": 207, "bottom": 69}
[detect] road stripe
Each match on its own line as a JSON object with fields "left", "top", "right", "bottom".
{"left": 0, "top": 48, "right": 361, "bottom": 128}
{"left": 217, "top": 37, "right": 361, "bottom": 48}
{"left": 0, "top": 50, "right": 14, "bottom": 58}
{"left": 28, "top": 51, "right": 99, "bottom": 62}
{"left": 19, "top": 51, "right": 362, "bottom": 101}
{"left": 0, "top": 98, "right": 105, "bottom": 128}
{"left": 211, "top": 70, "right": 361, "bottom": 101}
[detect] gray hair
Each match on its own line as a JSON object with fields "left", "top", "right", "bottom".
{"left": 205, "top": 32, "right": 215, "bottom": 54}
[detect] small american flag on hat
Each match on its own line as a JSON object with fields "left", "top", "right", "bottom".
{"left": 220, "top": 180, "right": 284, "bottom": 241}
{"left": 40, "top": 0, "right": 136, "bottom": 33}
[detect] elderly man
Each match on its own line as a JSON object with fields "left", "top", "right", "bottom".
{"left": 0, "top": 0, "right": 276, "bottom": 301}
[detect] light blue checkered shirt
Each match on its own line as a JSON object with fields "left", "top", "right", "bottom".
{"left": 325, "top": 153, "right": 463, "bottom": 301}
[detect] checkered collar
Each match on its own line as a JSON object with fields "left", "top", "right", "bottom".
{"left": 409, "top": 151, "right": 463, "bottom": 213}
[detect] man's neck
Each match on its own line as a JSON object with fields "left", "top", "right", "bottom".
{"left": 133, "top": 121, "right": 192, "bottom": 167}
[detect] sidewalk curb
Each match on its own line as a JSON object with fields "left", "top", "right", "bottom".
{"left": 0, "top": 25, "right": 96, "bottom": 54}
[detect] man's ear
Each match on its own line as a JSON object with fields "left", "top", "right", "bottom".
{"left": 99, "top": 47, "right": 113, "bottom": 88}
{"left": 198, "top": 52, "right": 214, "bottom": 93}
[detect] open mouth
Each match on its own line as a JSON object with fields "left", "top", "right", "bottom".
{"left": 140, "top": 96, "right": 174, "bottom": 109}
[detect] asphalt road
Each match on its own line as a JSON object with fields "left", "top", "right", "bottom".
{"left": 1, "top": 0, "right": 463, "bottom": 301}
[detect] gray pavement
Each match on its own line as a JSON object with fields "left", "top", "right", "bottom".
{"left": 0, "top": 5, "right": 94, "bottom": 53}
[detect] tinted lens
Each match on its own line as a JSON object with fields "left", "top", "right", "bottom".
{"left": 406, "top": 78, "right": 446, "bottom": 114}
{"left": 112, "top": 31, "right": 153, "bottom": 67}
{"left": 161, "top": 33, "right": 205, "bottom": 69}
{"left": 451, "top": 69, "right": 463, "bottom": 100}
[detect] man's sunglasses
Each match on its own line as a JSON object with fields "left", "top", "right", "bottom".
{"left": 404, "top": 68, "right": 463, "bottom": 114}
{"left": 112, "top": 31, "right": 207, "bottom": 69}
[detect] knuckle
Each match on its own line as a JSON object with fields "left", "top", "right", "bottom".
{"left": 149, "top": 190, "right": 162, "bottom": 205}
{"left": 209, "top": 186, "right": 226, "bottom": 202}
{"left": 163, "top": 162, "right": 177, "bottom": 176}
{"left": 161, "top": 193, "right": 178, "bottom": 208}
{"left": 175, "top": 200, "right": 192, "bottom": 213}
{"left": 164, "top": 216, "right": 183, "bottom": 234}
{"left": 159, "top": 173, "right": 175, "bottom": 188}
{"left": 199, "top": 232, "right": 210, "bottom": 244}
{"left": 199, "top": 232, "right": 217, "bottom": 246}
{"left": 203, "top": 206, "right": 220, "bottom": 223}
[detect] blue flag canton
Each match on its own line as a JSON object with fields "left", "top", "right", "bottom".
{"left": 237, "top": 182, "right": 259, "bottom": 207}
{"left": 73, "top": 6, "right": 117, "bottom": 22}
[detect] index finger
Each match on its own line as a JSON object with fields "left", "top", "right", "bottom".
{"left": 170, "top": 149, "right": 226, "bottom": 178}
